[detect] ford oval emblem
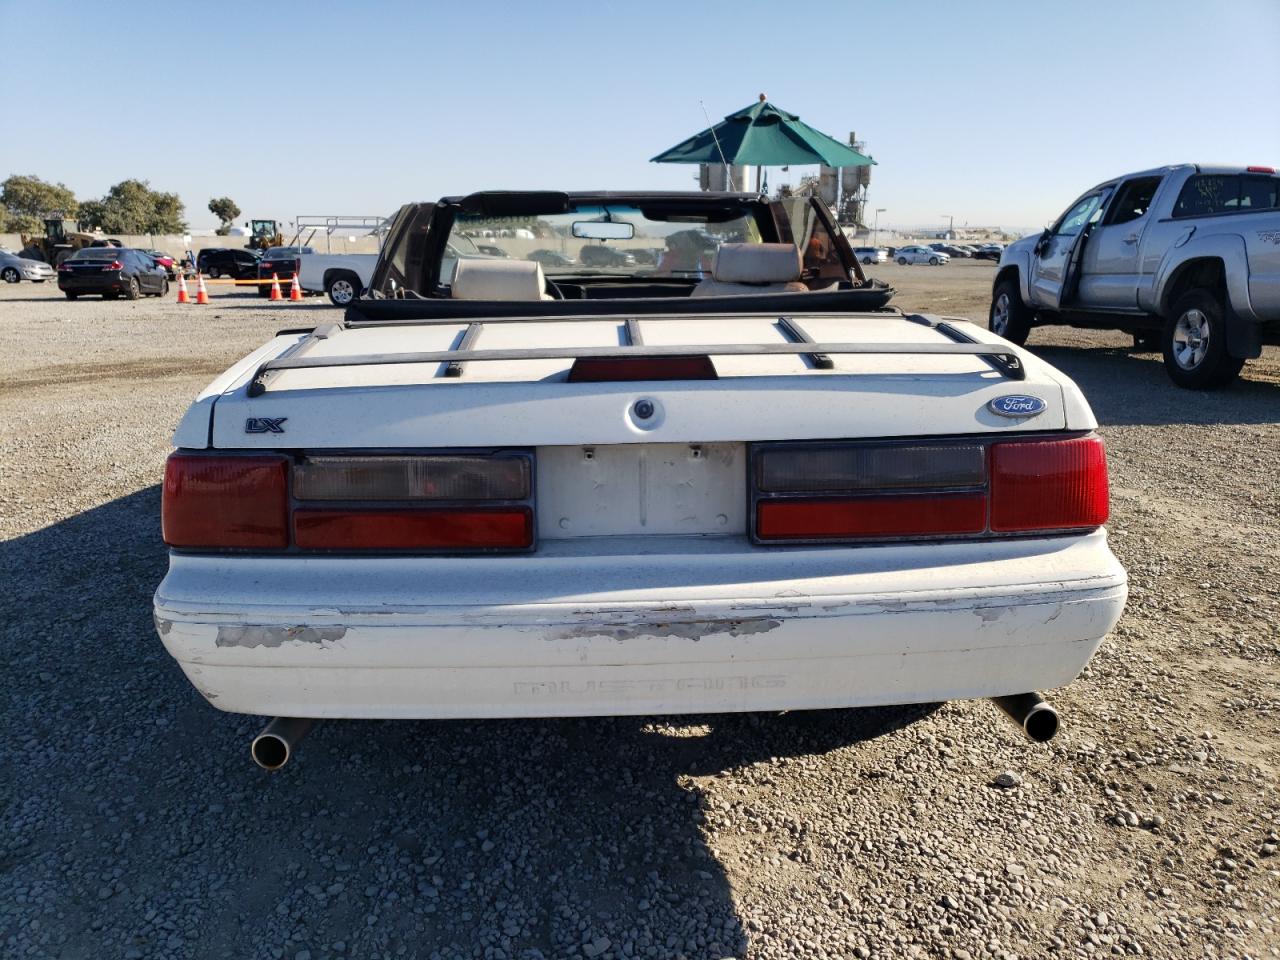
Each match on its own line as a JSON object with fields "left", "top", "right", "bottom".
{"left": 988, "top": 394, "right": 1046, "bottom": 418}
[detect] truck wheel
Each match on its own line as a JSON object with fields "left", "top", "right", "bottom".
{"left": 1162, "top": 290, "right": 1245, "bottom": 389}
{"left": 327, "top": 272, "right": 360, "bottom": 306}
{"left": 989, "top": 277, "right": 1032, "bottom": 345}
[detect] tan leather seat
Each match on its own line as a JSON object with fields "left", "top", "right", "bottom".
{"left": 451, "top": 259, "right": 553, "bottom": 301}
{"left": 690, "top": 243, "right": 807, "bottom": 297}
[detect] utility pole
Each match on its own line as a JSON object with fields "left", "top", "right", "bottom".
{"left": 873, "top": 208, "right": 886, "bottom": 247}
{"left": 940, "top": 214, "right": 954, "bottom": 238}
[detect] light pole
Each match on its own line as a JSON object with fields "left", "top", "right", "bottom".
{"left": 940, "top": 213, "right": 954, "bottom": 238}
{"left": 873, "top": 208, "right": 886, "bottom": 247}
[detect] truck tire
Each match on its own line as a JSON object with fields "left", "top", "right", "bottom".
{"left": 326, "top": 272, "right": 360, "bottom": 306}
{"left": 1162, "top": 290, "right": 1245, "bottom": 389}
{"left": 989, "top": 277, "right": 1032, "bottom": 345}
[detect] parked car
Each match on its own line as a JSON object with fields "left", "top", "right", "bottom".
{"left": 257, "top": 246, "right": 315, "bottom": 297}
{"left": 142, "top": 249, "right": 178, "bottom": 279}
{"left": 297, "top": 252, "right": 379, "bottom": 306}
{"left": 852, "top": 246, "right": 888, "bottom": 265}
{"left": 153, "top": 189, "right": 1123, "bottom": 769}
{"left": 57, "top": 247, "right": 169, "bottom": 300}
{"left": 475, "top": 244, "right": 510, "bottom": 258}
{"left": 990, "top": 164, "right": 1280, "bottom": 388}
{"left": 528, "top": 249, "right": 575, "bottom": 268}
{"left": 0, "top": 248, "right": 56, "bottom": 283}
{"left": 579, "top": 244, "right": 636, "bottom": 268}
{"left": 197, "top": 248, "right": 261, "bottom": 281}
{"left": 895, "top": 245, "right": 949, "bottom": 266}
{"left": 973, "top": 245, "right": 1004, "bottom": 262}
{"left": 931, "top": 243, "right": 971, "bottom": 258}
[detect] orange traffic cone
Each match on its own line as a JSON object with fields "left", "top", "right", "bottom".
{"left": 289, "top": 272, "right": 302, "bottom": 301}
{"left": 176, "top": 272, "right": 190, "bottom": 303}
{"left": 195, "top": 273, "right": 210, "bottom": 305}
{"left": 270, "top": 273, "right": 283, "bottom": 301}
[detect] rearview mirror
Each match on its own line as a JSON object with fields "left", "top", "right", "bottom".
{"left": 572, "top": 221, "right": 634, "bottom": 241}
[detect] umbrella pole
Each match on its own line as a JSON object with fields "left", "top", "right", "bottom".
{"left": 756, "top": 165, "right": 763, "bottom": 194}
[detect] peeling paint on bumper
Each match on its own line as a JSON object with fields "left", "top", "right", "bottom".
{"left": 154, "top": 532, "right": 1127, "bottom": 719}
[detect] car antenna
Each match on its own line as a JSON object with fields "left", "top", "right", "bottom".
{"left": 700, "top": 99, "right": 731, "bottom": 188}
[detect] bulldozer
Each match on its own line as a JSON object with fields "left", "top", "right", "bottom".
{"left": 19, "top": 218, "right": 105, "bottom": 265}
{"left": 245, "top": 219, "right": 284, "bottom": 251}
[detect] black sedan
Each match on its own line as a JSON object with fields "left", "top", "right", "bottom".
{"left": 257, "top": 246, "right": 313, "bottom": 297}
{"left": 197, "top": 247, "right": 261, "bottom": 280}
{"left": 57, "top": 247, "right": 169, "bottom": 300}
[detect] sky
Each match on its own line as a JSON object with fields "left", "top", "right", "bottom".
{"left": 2, "top": 0, "right": 1278, "bottom": 234}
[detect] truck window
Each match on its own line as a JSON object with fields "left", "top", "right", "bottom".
{"left": 1170, "top": 174, "right": 1278, "bottom": 218}
{"left": 1174, "top": 175, "right": 1232, "bottom": 217}
{"left": 1055, "top": 194, "right": 1106, "bottom": 237}
{"left": 1105, "top": 177, "right": 1162, "bottom": 226}
{"left": 1239, "top": 175, "right": 1279, "bottom": 210}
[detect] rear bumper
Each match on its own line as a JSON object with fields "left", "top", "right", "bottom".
{"left": 58, "top": 276, "right": 122, "bottom": 293}
{"left": 154, "top": 531, "right": 1127, "bottom": 719}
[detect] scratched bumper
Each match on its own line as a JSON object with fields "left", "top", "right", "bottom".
{"left": 153, "top": 532, "right": 1127, "bottom": 718}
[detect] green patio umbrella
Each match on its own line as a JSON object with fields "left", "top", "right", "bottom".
{"left": 651, "top": 96, "right": 875, "bottom": 176}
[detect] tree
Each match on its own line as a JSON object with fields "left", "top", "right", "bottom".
{"left": 208, "top": 197, "right": 241, "bottom": 236}
{"left": 78, "top": 179, "right": 186, "bottom": 234}
{"left": 0, "top": 174, "right": 79, "bottom": 233}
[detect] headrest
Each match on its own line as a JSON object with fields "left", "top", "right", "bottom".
{"left": 711, "top": 243, "right": 802, "bottom": 284}
{"left": 451, "top": 258, "right": 548, "bottom": 300}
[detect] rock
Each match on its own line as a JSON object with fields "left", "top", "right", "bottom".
{"left": 992, "top": 771, "right": 1021, "bottom": 789}
{"left": 583, "top": 937, "right": 612, "bottom": 958}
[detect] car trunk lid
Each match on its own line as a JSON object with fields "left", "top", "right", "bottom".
{"left": 209, "top": 313, "right": 1068, "bottom": 449}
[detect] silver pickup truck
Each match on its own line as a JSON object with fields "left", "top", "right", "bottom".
{"left": 990, "top": 164, "right": 1280, "bottom": 388}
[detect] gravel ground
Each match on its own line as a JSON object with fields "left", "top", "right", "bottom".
{"left": 2, "top": 265, "right": 1278, "bottom": 959}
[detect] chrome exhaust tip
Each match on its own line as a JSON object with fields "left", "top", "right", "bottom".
{"left": 250, "top": 717, "right": 316, "bottom": 770}
{"left": 990, "top": 692, "right": 1059, "bottom": 743}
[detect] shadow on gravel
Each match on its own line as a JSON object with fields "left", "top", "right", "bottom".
{"left": 0, "top": 487, "right": 936, "bottom": 960}
{"left": 1026, "top": 342, "right": 1280, "bottom": 426}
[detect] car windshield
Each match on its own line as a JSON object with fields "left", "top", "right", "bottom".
{"left": 443, "top": 204, "right": 764, "bottom": 279}
{"left": 69, "top": 248, "right": 124, "bottom": 261}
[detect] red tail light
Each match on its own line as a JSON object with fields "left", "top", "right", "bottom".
{"left": 757, "top": 494, "right": 986, "bottom": 540}
{"left": 752, "top": 435, "right": 1108, "bottom": 543}
{"left": 989, "top": 436, "right": 1108, "bottom": 531}
{"left": 163, "top": 452, "right": 534, "bottom": 552}
{"left": 102, "top": 260, "right": 122, "bottom": 271}
{"left": 568, "top": 355, "right": 718, "bottom": 382}
{"left": 294, "top": 508, "right": 532, "bottom": 550}
{"left": 260, "top": 261, "right": 273, "bottom": 270}
{"left": 1246, "top": 166, "right": 1276, "bottom": 174}
{"left": 57, "top": 263, "right": 72, "bottom": 272}
{"left": 162, "top": 454, "right": 289, "bottom": 548}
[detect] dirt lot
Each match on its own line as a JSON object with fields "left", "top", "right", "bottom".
{"left": 2, "top": 262, "right": 1278, "bottom": 960}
